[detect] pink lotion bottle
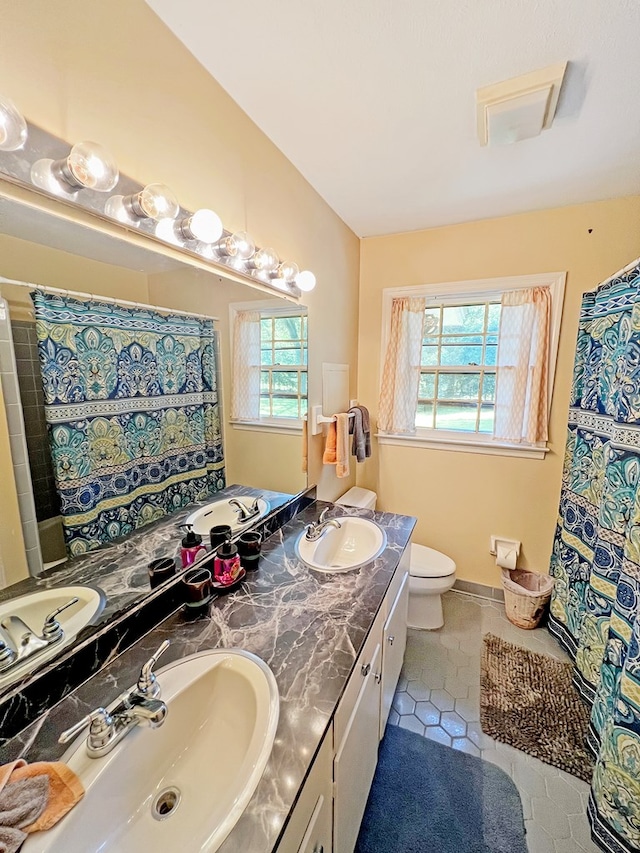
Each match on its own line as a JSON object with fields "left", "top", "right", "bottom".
{"left": 180, "top": 524, "right": 207, "bottom": 568}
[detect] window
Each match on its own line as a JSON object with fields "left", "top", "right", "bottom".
{"left": 378, "top": 273, "right": 565, "bottom": 458}
{"left": 259, "top": 313, "right": 307, "bottom": 419}
{"left": 230, "top": 301, "right": 307, "bottom": 432}
{"left": 418, "top": 301, "right": 500, "bottom": 434}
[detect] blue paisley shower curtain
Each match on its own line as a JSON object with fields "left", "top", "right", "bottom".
{"left": 32, "top": 291, "right": 225, "bottom": 555}
{"left": 549, "top": 259, "right": 640, "bottom": 853}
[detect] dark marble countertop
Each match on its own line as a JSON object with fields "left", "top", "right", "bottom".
{"left": 0, "top": 484, "right": 296, "bottom": 625}
{"left": 0, "top": 501, "right": 415, "bottom": 852}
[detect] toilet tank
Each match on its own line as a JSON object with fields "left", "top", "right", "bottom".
{"left": 335, "top": 487, "right": 377, "bottom": 510}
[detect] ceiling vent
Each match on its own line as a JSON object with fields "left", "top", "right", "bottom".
{"left": 476, "top": 62, "right": 568, "bottom": 146}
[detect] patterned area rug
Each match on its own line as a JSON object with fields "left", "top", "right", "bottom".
{"left": 480, "top": 634, "right": 595, "bottom": 782}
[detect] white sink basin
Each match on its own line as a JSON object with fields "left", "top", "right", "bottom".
{"left": 185, "top": 496, "right": 270, "bottom": 537}
{"left": 0, "top": 586, "right": 104, "bottom": 689}
{"left": 24, "top": 649, "right": 279, "bottom": 853}
{"left": 296, "top": 516, "right": 387, "bottom": 573}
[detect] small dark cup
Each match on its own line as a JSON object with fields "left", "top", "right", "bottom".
{"left": 148, "top": 557, "right": 177, "bottom": 589}
{"left": 237, "top": 531, "right": 262, "bottom": 571}
{"left": 210, "top": 524, "right": 233, "bottom": 550}
{"left": 182, "top": 567, "right": 212, "bottom": 609}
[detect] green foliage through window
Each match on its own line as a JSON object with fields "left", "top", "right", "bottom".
{"left": 417, "top": 302, "right": 500, "bottom": 433}
{"left": 260, "top": 313, "right": 307, "bottom": 419}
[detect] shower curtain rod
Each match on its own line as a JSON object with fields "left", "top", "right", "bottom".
{"left": 0, "top": 276, "right": 219, "bottom": 323}
{"left": 599, "top": 255, "right": 640, "bottom": 289}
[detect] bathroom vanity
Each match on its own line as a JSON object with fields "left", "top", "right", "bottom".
{"left": 0, "top": 499, "right": 415, "bottom": 853}
{"left": 278, "top": 551, "right": 410, "bottom": 853}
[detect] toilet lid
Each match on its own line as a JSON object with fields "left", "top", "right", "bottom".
{"left": 410, "top": 543, "right": 456, "bottom": 578}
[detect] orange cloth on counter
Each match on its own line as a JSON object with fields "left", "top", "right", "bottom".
{"left": 0, "top": 760, "right": 84, "bottom": 834}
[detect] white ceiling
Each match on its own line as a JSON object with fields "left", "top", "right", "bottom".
{"left": 147, "top": 0, "right": 640, "bottom": 237}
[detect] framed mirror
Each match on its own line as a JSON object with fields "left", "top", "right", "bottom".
{"left": 0, "top": 181, "right": 309, "bottom": 696}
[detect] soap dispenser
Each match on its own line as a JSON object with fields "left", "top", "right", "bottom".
{"left": 180, "top": 524, "right": 207, "bottom": 568}
{"left": 214, "top": 536, "right": 241, "bottom": 586}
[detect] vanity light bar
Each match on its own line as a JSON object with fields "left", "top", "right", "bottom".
{"left": 0, "top": 93, "right": 316, "bottom": 296}
{"left": 0, "top": 95, "right": 28, "bottom": 152}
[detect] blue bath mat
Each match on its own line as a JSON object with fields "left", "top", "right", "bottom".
{"left": 355, "top": 725, "right": 527, "bottom": 853}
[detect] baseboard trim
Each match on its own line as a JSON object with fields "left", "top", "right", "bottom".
{"left": 453, "top": 578, "right": 505, "bottom": 602}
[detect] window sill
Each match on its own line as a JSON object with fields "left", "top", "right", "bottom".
{"left": 230, "top": 418, "right": 303, "bottom": 436}
{"left": 376, "top": 431, "right": 548, "bottom": 459}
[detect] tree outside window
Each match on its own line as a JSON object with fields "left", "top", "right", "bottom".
{"left": 260, "top": 313, "right": 307, "bottom": 419}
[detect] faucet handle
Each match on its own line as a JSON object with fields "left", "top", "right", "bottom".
{"left": 42, "top": 597, "right": 80, "bottom": 642}
{"left": 0, "top": 636, "right": 16, "bottom": 671}
{"left": 59, "top": 707, "right": 113, "bottom": 747}
{"left": 319, "top": 507, "right": 330, "bottom": 523}
{"left": 137, "top": 639, "right": 170, "bottom": 698}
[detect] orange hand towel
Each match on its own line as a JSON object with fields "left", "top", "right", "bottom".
{"left": 335, "top": 413, "right": 350, "bottom": 479}
{"left": 323, "top": 420, "right": 337, "bottom": 464}
{"left": 9, "top": 761, "right": 83, "bottom": 833}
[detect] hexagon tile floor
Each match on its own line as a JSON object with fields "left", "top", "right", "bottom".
{"left": 389, "top": 590, "right": 602, "bottom": 853}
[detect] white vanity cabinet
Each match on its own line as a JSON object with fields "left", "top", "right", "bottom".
{"left": 333, "top": 616, "right": 383, "bottom": 853}
{"left": 277, "top": 546, "right": 411, "bottom": 853}
{"left": 333, "top": 552, "right": 410, "bottom": 853}
{"left": 277, "top": 729, "right": 333, "bottom": 853}
{"left": 380, "top": 570, "right": 409, "bottom": 739}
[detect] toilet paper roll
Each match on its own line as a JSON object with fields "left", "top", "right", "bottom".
{"left": 496, "top": 543, "right": 517, "bottom": 570}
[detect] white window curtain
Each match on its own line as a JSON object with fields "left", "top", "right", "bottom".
{"left": 231, "top": 310, "right": 261, "bottom": 421}
{"left": 494, "top": 286, "right": 551, "bottom": 444}
{"left": 378, "top": 297, "right": 426, "bottom": 434}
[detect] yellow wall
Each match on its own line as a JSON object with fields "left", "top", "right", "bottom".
{"left": 0, "top": 234, "right": 149, "bottom": 314}
{"left": 358, "top": 196, "right": 640, "bottom": 586}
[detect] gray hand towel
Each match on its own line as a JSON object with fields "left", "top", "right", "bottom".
{"left": 0, "top": 776, "right": 49, "bottom": 853}
{"left": 348, "top": 405, "right": 372, "bottom": 462}
{"left": 359, "top": 406, "right": 372, "bottom": 459}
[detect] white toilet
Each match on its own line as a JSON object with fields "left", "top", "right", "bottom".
{"left": 335, "top": 488, "right": 456, "bottom": 630}
{"left": 407, "top": 543, "right": 456, "bottom": 630}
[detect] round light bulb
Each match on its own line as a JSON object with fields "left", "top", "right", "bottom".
{"left": 250, "top": 247, "right": 279, "bottom": 273}
{"left": 155, "top": 217, "right": 182, "bottom": 246}
{"left": 104, "top": 195, "right": 131, "bottom": 223}
{"left": 124, "top": 183, "right": 180, "bottom": 221}
{"left": 181, "top": 208, "right": 223, "bottom": 243}
{"left": 231, "top": 231, "right": 255, "bottom": 260}
{"left": 295, "top": 270, "right": 316, "bottom": 292}
{"left": 216, "top": 234, "right": 238, "bottom": 257}
{"left": 30, "top": 158, "right": 78, "bottom": 198}
{"left": 0, "top": 95, "right": 27, "bottom": 151}
{"left": 275, "top": 261, "right": 299, "bottom": 282}
{"left": 53, "top": 141, "right": 119, "bottom": 191}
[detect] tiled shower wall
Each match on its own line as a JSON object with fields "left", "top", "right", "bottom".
{"left": 10, "top": 320, "right": 59, "bottom": 523}
{"left": 0, "top": 301, "right": 43, "bottom": 576}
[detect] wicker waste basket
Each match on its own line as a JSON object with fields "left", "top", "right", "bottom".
{"left": 501, "top": 568, "right": 555, "bottom": 629}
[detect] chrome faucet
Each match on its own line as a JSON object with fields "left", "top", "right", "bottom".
{"left": 304, "top": 508, "right": 342, "bottom": 541}
{"left": 58, "top": 639, "right": 170, "bottom": 758}
{"left": 0, "top": 596, "right": 80, "bottom": 674}
{"left": 229, "top": 497, "right": 261, "bottom": 523}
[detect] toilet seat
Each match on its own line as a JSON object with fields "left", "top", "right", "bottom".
{"left": 410, "top": 543, "right": 456, "bottom": 578}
